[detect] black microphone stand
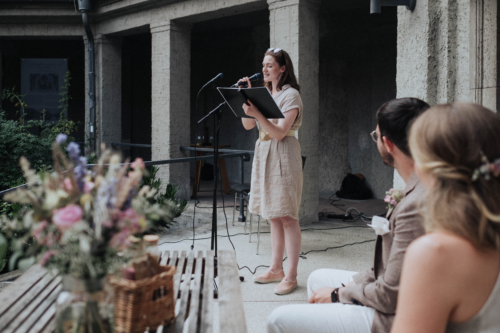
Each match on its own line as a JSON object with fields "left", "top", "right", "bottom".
{"left": 198, "top": 101, "right": 226, "bottom": 282}
{"left": 211, "top": 82, "right": 218, "bottom": 255}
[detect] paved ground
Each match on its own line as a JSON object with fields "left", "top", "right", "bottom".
{"left": 159, "top": 180, "right": 386, "bottom": 333}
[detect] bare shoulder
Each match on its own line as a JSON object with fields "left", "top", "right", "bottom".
{"left": 407, "top": 232, "right": 474, "bottom": 271}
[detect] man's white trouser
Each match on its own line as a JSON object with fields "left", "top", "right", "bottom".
{"left": 266, "top": 269, "right": 375, "bottom": 333}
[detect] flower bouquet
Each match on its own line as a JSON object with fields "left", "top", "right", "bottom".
{"left": 0, "top": 134, "right": 176, "bottom": 333}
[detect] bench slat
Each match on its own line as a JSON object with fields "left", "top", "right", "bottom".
{"left": 218, "top": 250, "right": 247, "bottom": 333}
{"left": 173, "top": 251, "right": 194, "bottom": 333}
{"left": 0, "top": 269, "right": 23, "bottom": 282}
{"left": 160, "top": 250, "right": 170, "bottom": 266}
{"left": 17, "top": 282, "right": 61, "bottom": 332}
{"left": 0, "top": 266, "right": 54, "bottom": 331}
{"left": 200, "top": 251, "right": 214, "bottom": 333}
{"left": 185, "top": 251, "right": 204, "bottom": 333}
{"left": 3, "top": 275, "right": 61, "bottom": 332}
{"left": 0, "top": 265, "right": 47, "bottom": 320}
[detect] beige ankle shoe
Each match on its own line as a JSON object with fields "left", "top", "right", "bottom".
{"left": 253, "top": 271, "right": 285, "bottom": 284}
{"left": 274, "top": 280, "right": 298, "bottom": 295}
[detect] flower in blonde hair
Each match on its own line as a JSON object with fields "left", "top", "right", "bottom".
{"left": 472, "top": 152, "right": 500, "bottom": 181}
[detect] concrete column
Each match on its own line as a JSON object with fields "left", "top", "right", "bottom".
{"left": 151, "top": 22, "right": 191, "bottom": 200}
{"left": 83, "top": 37, "right": 90, "bottom": 153}
{"left": 0, "top": 50, "right": 2, "bottom": 99}
{"left": 395, "top": 0, "right": 471, "bottom": 189}
{"left": 95, "top": 35, "right": 122, "bottom": 152}
{"left": 470, "top": 0, "right": 499, "bottom": 111}
{"left": 268, "top": 0, "right": 320, "bottom": 224}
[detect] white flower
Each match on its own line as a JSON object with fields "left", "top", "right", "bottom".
{"left": 368, "top": 216, "right": 390, "bottom": 236}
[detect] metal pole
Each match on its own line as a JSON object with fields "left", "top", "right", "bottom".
{"left": 79, "top": 0, "right": 96, "bottom": 152}
{"left": 239, "top": 156, "right": 246, "bottom": 222}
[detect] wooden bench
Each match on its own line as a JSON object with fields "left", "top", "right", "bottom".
{"left": 0, "top": 250, "right": 247, "bottom": 333}
{"left": 0, "top": 264, "right": 60, "bottom": 332}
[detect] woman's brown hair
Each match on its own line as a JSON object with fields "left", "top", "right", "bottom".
{"left": 263, "top": 49, "right": 300, "bottom": 93}
{"left": 409, "top": 103, "right": 500, "bottom": 250}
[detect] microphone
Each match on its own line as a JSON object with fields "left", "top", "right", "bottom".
{"left": 231, "top": 73, "right": 262, "bottom": 88}
{"left": 206, "top": 73, "right": 224, "bottom": 85}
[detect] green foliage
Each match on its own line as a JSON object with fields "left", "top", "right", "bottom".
{"left": 0, "top": 232, "right": 8, "bottom": 272}
{"left": 0, "top": 83, "right": 78, "bottom": 192}
{"left": 0, "top": 73, "right": 79, "bottom": 273}
{"left": 140, "top": 166, "right": 188, "bottom": 218}
{"left": 59, "top": 71, "right": 72, "bottom": 115}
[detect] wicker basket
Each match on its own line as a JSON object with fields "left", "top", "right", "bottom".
{"left": 110, "top": 265, "right": 176, "bottom": 333}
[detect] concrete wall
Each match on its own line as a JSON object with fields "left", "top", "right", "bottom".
{"left": 318, "top": 7, "right": 397, "bottom": 199}
{"left": 268, "top": 0, "right": 321, "bottom": 224}
{"left": 151, "top": 22, "right": 192, "bottom": 199}
{"left": 95, "top": 35, "right": 122, "bottom": 151}
{"left": 395, "top": 0, "right": 474, "bottom": 190}
{"left": 470, "top": 0, "right": 500, "bottom": 111}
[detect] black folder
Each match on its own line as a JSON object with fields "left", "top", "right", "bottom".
{"left": 217, "top": 87, "right": 285, "bottom": 119}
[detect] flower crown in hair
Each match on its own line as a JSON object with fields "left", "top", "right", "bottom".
{"left": 472, "top": 152, "right": 500, "bottom": 181}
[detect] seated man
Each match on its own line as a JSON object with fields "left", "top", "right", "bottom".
{"left": 267, "top": 98, "right": 430, "bottom": 333}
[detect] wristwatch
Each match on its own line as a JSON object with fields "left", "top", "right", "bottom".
{"left": 331, "top": 288, "right": 340, "bottom": 303}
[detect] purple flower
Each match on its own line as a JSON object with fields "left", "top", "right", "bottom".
{"left": 66, "top": 142, "right": 80, "bottom": 161}
{"left": 56, "top": 133, "right": 68, "bottom": 145}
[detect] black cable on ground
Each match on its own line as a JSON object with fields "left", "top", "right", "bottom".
{"left": 237, "top": 239, "right": 376, "bottom": 275}
{"left": 328, "top": 195, "right": 385, "bottom": 223}
{"left": 158, "top": 225, "right": 370, "bottom": 245}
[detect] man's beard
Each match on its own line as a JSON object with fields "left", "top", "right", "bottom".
{"left": 380, "top": 149, "right": 394, "bottom": 167}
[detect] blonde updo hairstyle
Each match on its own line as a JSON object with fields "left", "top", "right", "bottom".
{"left": 409, "top": 103, "right": 500, "bottom": 250}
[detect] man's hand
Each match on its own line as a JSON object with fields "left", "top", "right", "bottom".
{"left": 308, "top": 287, "right": 336, "bottom": 303}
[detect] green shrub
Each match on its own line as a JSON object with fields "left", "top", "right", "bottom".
{"left": 140, "top": 166, "right": 188, "bottom": 219}
{"left": 0, "top": 72, "right": 79, "bottom": 273}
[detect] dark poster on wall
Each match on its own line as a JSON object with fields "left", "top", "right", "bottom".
{"left": 21, "top": 58, "right": 68, "bottom": 122}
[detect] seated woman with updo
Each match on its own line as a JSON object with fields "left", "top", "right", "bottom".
{"left": 391, "top": 103, "right": 500, "bottom": 333}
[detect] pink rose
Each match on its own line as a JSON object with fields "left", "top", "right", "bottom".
{"left": 131, "top": 158, "right": 145, "bottom": 170}
{"left": 40, "top": 250, "right": 57, "bottom": 266}
{"left": 109, "top": 229, "right": 132, "bottom": 250}
{"left": 46, "top": 233, "right": 58, "bottom": 247}
{"left": 33, "top": 221, "right": 49, "bottom": 244}
{"left": 390, "top": 199, "right": 397, "bottom": 206}
{"left": 64, "top": 178, "right": 73, "bottom": 191}
{"left": 118, "top": 208, "right": 145, "bottom": 231}
{"left": 102, "top": 220, "right": 113, "bottom": 228}
{"left": 121, "top": 208, "right": 138, "bottom": 220}
{"left": 83, "top": 181, "right": 95, "bottom": 193}
{"left": 52, "top": 204, "right": 83, "bottom": 232}
{"left": 384, "top": 195, "right": 391, "bottom": 203}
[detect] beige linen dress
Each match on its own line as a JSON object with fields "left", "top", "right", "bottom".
{"left": 248, "top": 84, "right": 303, "bottom": 221}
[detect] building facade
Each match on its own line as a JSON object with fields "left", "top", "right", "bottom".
{"left": 0, "top": 0, "right": 498, "bottom": 224}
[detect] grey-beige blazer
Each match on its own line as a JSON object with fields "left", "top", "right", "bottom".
{"left": 342, "top": 173, "right": 426, "bottom": 333}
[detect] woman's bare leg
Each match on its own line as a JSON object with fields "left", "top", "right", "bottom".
{"left": 269, "top": 217, "right": 286, "bottom": 272}
{"left": 255, "top": 217, "right": 285, "bottom": 281}
{"left": 274, "top": 216, "right": 301, "bottom": 294}
{"left": 282, "top": 216, "right": 301, "bottom": 281}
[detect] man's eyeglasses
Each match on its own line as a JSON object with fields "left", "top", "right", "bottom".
{"left": 267, "top": 48, "right": 282, "bottom": 53}
{"left": 370, "top": 130, "right": 379, "bottom": 143}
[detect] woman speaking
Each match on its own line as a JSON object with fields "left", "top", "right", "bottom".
{"left": 239, "top": 48, "right": 303, "bottom": 295}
